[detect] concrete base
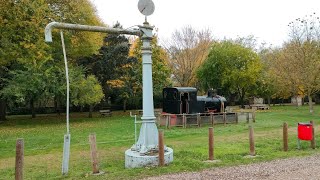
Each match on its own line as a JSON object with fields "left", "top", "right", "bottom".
{"left": 125, "top": 148, "right": 173, "bottom": 168}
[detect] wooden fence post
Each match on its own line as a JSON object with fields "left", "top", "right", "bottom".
{"left": 210, "top": 113, "right": 215, "bottom": 127}
{"left": 235, "top": 112, "right": 238, "bottom": 124}
{"left": 310, "top": 120, "right": 316, "bottom": 149}
{"left": 183, "top": 114, "right": 186, "bottom": 128}
{"left": 89, "top": 134, "right": 100, "bottom": 174}
{"left": 168, "top": 115, "right": 171, "bottom": 129}
{"left": 158, "top": 130, "right": 165, "bottom": 166}
{"left": 252, "top": 109, "right": 256, "bottom": 123}
{"left": 283, "top": 122, "right": 288, "bottom": 151}
{"left": 15, "top": 139, "right": 24, "bottom": 180}
{"left": 223, "top": 112, "right": 226, "bottom": 126}
{"left": 208, "top": 127, "right": 214, "bottom": 160}
{"left": 197, "top": 113, "right": 201, "bottom": 127}
{"left": 249, "top": 125, "right": 255, "bottom": 156}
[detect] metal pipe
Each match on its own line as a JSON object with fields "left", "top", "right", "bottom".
{"left": 130, "top": 112, "right": 140, "bottom": 150}
{"left": 45, "top": 22, "right": 141, "bottom": 42}
{"left": 60, "top": 31, "right": 70, "bottom": 134}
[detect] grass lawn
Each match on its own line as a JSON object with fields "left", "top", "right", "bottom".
{"left": 1, "top": 105, "right": 320, "bottom": 179}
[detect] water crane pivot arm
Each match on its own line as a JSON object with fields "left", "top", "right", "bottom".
{"left": 45, "top": 22, "right": 141, "bottom": 42}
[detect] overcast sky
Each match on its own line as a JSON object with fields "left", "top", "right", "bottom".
{"left": 90, "top": 0, "right": 320, "bottom": 47}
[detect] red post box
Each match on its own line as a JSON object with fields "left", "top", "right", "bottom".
{"left": 298, "top": 123, "right": 313, "bottom": 140}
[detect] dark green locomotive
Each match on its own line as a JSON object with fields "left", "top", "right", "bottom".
{"left": 162, "top": 87, "right": 227, "bottom": 114}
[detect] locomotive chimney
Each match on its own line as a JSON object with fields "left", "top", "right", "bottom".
{"left": 207, "top": 88, "right": 217, "bottom": 98}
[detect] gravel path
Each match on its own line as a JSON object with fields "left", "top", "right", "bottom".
{"left": 145, "top": 154, "right": 320, "bottom": 180}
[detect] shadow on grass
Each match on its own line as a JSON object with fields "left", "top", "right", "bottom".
{"left": 2, "top": 111, "right": 131, "bottom": 127}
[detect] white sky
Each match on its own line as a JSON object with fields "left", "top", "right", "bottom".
{"left": 90, "top": 0, "right": 320, "bottom": 47}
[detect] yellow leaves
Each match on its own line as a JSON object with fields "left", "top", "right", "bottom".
{"left": 107, "top": 79, "right": 125, "bottom": 88}
{"left": 298, "top": 85, "right": 305, "bottom": 95}
{"left": 121, "top": 64, "right": 132, "bottom": 68}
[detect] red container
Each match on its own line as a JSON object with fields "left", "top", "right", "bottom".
{"left": 170, "top": 114, "right": 177, "bottom": 125}
{"left": 298, "top": 123, "right": 313, "bottom": 140}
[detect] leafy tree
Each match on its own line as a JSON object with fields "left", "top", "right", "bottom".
{"left": 47, "top": 0, "right": 104, "bottom": 58}
{"left": 106, "top": 57, "right": 139, "bottom": 111}
{"left": 164, "top": 26, "right": 212, "bottom": 87}
{"left": 0, "top": 0, "right": 104, "bottom": 118}
{"left": 285, "top": 13, "right": 320, "bottom": 113}
{"left": 72, "top": 75, "right": 104, "bottom": 118}
{"left": 129, "top": 36, "right": 172, "bottom": 108}
{"left": 197, "top": 40, "right": 262, "bottom": 107}
{"left": 46, "top": 0, "right": 104, "bottom": 113}
{"left": 77, "top": 22, "right": 133, "bottom": 109}
{"left": 1, "top": 62, "right": 52, "bottom": 118}
{"left": 267, "top": 45, "right": 303, "bottom": 105}
{"left": 257, "top": 47, "right": 280, "bottom": 105}
{"left": 0, "top": 0, "right": 51, "bottom": 118}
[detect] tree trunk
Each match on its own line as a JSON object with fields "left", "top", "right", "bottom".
{"left": 308, "top": 94, "right": 314, "bottom": 114}
{"left": 54, "top": 96, "right": 61, "bottom": 116}
{"left": 267, "top": 96, "right": 271, "bottom": 107}
{"left": 239, "top": 89, "right": 245, "bottom": 108}
{"left": 0, "top": 98, "right": 6, "bottom": 121}
{"left": 239, "top": 95, "right": 245, "bottom": 108}
{"left": 30, "top": 98, "right": 36, "bottom": 118}
{"left": 89, "top": 105, "right": 93, "bottom": 118}
{"left": 123, "top": 99, "right": 127, "bottom": 112}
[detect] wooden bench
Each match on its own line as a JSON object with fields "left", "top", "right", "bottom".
{"left": 258, "top": 106, "right": 269, "bottom": 110}
{"left": 99, "top": 109, "right": 112, "bottom": 117}
{"left": 250, "top": 104, "right": 270, "bottom": 110}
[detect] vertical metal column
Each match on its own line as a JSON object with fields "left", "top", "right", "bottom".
{"left": 135, "top": 22, "right": 159, "bottom": 154}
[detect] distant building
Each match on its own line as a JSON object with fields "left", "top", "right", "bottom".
{"left": 249, "top": 97, "right": 264, "bottom": 105}
{"left": 291, "top": 95, "right": 303, "bottom": 106}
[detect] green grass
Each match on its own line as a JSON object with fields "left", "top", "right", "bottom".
{"left": 1, "top": 105, "right": 320, "bottom": 179}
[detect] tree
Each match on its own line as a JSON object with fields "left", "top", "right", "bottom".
{"left": 46, "top": 0, "right": 104, "bottom": 113}
{"left": 1, "top": 62, "right": 52, "bottom": 118}
{"left": 0, "top": 0, "right": 51, "bottom": 118}
{"left": 267, "top": 44, "right": 305, "bottom": 106}
{"left": 165, "top": 26, "right": 212, "bottom": 87}
{"left": 106, "top": 57, "right": 139, "bottom": 111}
{"left": 257, "top": 47, "right": 281, "bottom": 106}
{"left": 47, "top": 0, "right": 104, "bottom": 59}
{"left": 72, "top": 75, "right": 104, "bottom": 118}
{"left": 0, "top": 0, "right": 104, "bottom": 118}
{"left": 130, "top": 36, "right": 172, "bottom": 96}
{"left": 77, "top": 22, "right": 132, "bottom": 109}
{"left": 285, "top": 13, "right": 320, "bottom": 113}
{"left": 197, "top": 40, "right": 262, "bottom": 107}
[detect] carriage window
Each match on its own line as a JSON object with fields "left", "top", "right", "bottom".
{"left": 173, "top": 92, "right": 177, "bottom": 100}
{"left": 180, "top": 92, "right": 189, "bottom": 101}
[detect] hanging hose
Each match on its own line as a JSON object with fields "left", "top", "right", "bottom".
{"left": 60, "top": 31, "right": 70, "bottom": 134}
{"left": 60, "top": 31, "right": 70, "bottom": 175}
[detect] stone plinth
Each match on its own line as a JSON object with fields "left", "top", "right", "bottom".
{"left": 125, "top": 148, "right": 173, "bottom": 168}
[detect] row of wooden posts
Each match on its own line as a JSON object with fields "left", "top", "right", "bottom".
{"left": 209, "top": 120, "right": 316, "bottom": 160}
{"left": 160, "top": 111, "right": 256, "bottom": 129}
{"left": 13, "top": 131, "right": 167, "bottom": 180}
{"left": 13, "top": 120, "right": 315, "bottom": 179}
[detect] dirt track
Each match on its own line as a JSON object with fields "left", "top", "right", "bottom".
{"left": 145, "top": 154, "right": 320, "bottom": 180}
